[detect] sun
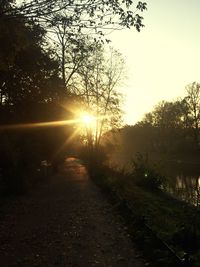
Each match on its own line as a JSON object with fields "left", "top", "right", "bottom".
{"left": 81, "top": 114, "right": 96, "bottom": 126}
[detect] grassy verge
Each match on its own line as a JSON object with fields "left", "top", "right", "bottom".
{"left": 90, "top": 165, "right": 200, "bottom": 267}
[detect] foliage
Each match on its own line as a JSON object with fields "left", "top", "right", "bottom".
{"left": 131, "top": 153, "right": 166, "bottom": 190}
{"left": 80, "top": 45, "right": 124, "bottom": 146}
{"left": 0, "top": 102, "right": 75, "bottom": 194}
{"left": 79, "top": 144, "right": 108, "bottom": 182}
{"left": 0, "top": 4, "right": 75, "bottom": 194}
{"left": 184, "top": 82, "right": 200, "bottom": 148}
{"left": 0, "top": 0, "right": 147, "bottom": 195}
{"left": 91, "top": 164, "right": 200, "bottom": 266}
{"left": 2, "top": 1, "right": 147, "bottom": 33}
{"left": 48, "top": 25, "right": 125, "bottom": 148}
{"left": 137, "top": 84, "right": 200, "bottom": 152}
{"left": 45, "top": 0, "right": 146, "bottom": 90}
{"left": 141, "top": 100, "right": 187, "bottom": 128}
{"left": 105, "top": 86, "right": 200, "bottom": 171}
{"left": 0, "top": 15, "right": 64, "bottom": 105}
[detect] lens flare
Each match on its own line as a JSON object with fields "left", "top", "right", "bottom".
{"left": 0, "top": 119, "right": 79, "bottom": 131}
{"left": 81, "top": 114, "right": 96, "bottom": 126}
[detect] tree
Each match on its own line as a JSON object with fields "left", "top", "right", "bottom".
{"left": 49, "top": 25, "right": 95, "bottom": 90}
{"left": 0, "top": 5, "right": 75, "bottom": 193}
{"left": 0, "top": 13, "right": 64, "bottom": 107}
{"left": 184, "top": 82, "right": 200, "bottom": 148}
{"left": 77, "top": 45, "right": 125, "bottom": 148}
{"left": 146, "top": 100, "right": 186, "bottom": 128}
{"left": 0, "top": 0, "right": 148, "bottom": 190}
{"left": 136, "top": 100, "right": 192, "bottom": 153}
{"left": 45, "top": 0, "right": 146, "bottom": 92}
{"left": 2, "top": 1, "right": 147, "bottom": 33}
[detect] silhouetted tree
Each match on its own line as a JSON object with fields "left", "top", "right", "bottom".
{"left": 2, "top": 1, "right": 147, "bottom": 33}
{"left": 77, "top": 45, "right": 125, "bottom": 148}
{"left": 0, "top": 5, "right": 75, "bottom": 194}
{"left": 184, "top": 82, "right": 200, "bottom": 148}
{"left": 0, "top": 18, "right": 64, "bottom": 106}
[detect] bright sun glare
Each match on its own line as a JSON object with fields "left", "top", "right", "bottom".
{"left": 81, "top": 114, "right": 96, "bottom": 126}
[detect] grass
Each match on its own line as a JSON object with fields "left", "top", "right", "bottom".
{"left": 91, "top": 165, "right": 200, "bottom": 267}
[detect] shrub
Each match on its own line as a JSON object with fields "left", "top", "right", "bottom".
{"left": 131, "top": 153, "right": 166, "bottom": 190}
{"left": 79, "top": 145, "right": 107, "bottom": 178}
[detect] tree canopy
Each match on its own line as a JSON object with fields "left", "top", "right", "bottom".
{"left": 0, "top": 0, "right": 147, "bottom": 193}
{"left": 2, "top": 1, "right": 147, "bottom": 32}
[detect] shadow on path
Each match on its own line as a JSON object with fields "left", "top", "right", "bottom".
{"left": 0, "top": 157, "right": 146, "bottom": 267}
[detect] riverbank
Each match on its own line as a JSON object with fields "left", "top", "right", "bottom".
{"left": 106, "top": 151, "right": 200, "bottom": 206}
{"left": 92, "top": 166, "right": 200, "bottom": 267}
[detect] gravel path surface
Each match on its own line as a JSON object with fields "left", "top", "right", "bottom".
{"left": 0, "top": 158, "right": 146, "bottom": 267}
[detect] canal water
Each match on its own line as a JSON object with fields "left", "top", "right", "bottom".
{"left": 162, "top": 162, "right": 200, "bottom": 206}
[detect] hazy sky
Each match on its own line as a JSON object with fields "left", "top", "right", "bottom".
{"left": 110, "top": 0, "right": 200, "bottom": 125}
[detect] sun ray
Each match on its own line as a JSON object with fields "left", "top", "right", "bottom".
{"left": 51, "top": 126, "right": 82, "bottom": 161}
{"left": 0, "top": 119, "right": 80, "bottom": 131}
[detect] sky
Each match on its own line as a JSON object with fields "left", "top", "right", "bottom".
{"left": 110, "top": 0, "right": 200, "bottom": 125}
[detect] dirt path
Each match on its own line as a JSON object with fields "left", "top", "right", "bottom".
{"left": 0, "top": 158, "right": 146, "bottom": 267}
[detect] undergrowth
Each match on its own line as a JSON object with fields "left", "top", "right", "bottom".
{"left": 86, "top": 156, "right": 200, "bottom": 267}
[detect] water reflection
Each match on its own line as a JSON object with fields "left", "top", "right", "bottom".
{"left": 164, "top": 164, "right": 200, "bottom": 206}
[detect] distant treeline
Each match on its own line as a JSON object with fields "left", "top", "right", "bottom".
{"left": 104, "top": 82, "right": 200, "bottom": 168}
